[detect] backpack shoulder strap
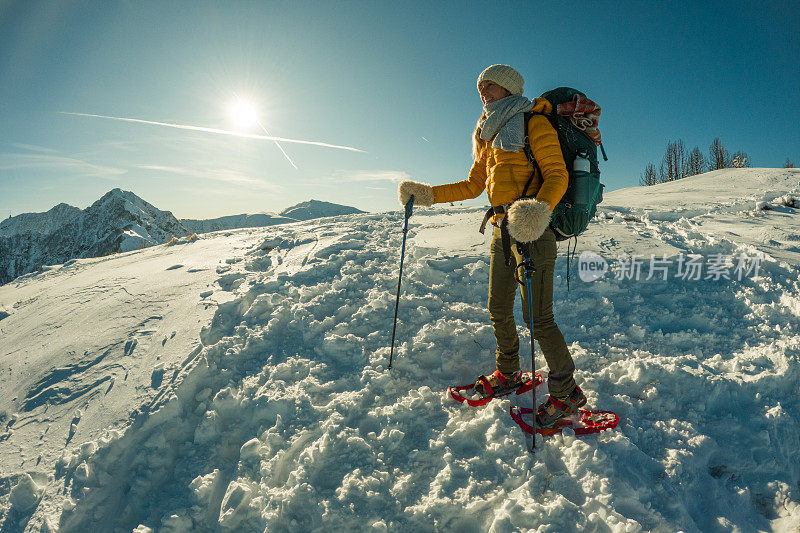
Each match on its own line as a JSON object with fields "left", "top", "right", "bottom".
{"left": 521, "top": 112, "right": 541, "bottom": 199}
{"left": 522, "top": 112, "right": 535, "bottom": 166}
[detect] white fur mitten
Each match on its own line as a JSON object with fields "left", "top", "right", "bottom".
{"left": 398, "top": 180, "right": 434, "bottom": 207}
{"left": 506, "top": 198, "right": 552, "bottom": 242}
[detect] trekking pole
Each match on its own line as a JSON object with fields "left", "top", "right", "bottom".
{"left": 518, "top": 242, "right": 537, "bottom": 453}
{"left": 388, "top": 195, "right": 414, "bottom": 369}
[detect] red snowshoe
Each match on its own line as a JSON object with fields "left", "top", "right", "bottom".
{"left": 510, "top": 405, "right": 619, "bottom": 436}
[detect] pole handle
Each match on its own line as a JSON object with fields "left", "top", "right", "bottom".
{"left": 405, "top": 194, "right": 415, "bottom": 219}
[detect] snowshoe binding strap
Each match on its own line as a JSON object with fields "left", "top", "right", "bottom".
{"left": 476, "top": 372, "right": 498, "bottom": 397}
{"left": 536, "top": 386, "right": 587, "bottom": 427}
{"left": 475, "top": 369, "right": 520, "bottom": 397}
{"left": 448, "top": 371, "right": 542, "bottom": 407}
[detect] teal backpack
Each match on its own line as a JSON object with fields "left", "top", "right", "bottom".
{"left": 522, "top": 87, "right": 607, "bottom": 241}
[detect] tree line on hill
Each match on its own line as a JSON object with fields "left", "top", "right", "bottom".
{"left": 639, "top": 138, "right": 797, "bottom": 187}
{"left": 639, "top": 138, "right": 755, "bottom": 186}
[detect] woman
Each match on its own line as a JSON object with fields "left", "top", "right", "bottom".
{"left": 397, "top": 64, "right": 585, "bottom": 427}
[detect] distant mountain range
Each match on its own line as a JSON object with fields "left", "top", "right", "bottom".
{"left": 0, "top": 190, "right": 365, "bottom": 284}
{"left": 180, "top": 200, "right": 364, "bottom": 232}
{"left": 180, "top": 213, "right": 297, "bottom": 234}
{"left": 278, "top": 199, "right": 363, "bottom": 221}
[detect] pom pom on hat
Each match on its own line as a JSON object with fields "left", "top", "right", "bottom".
{"left": 477, "top": 64, "right": 524, "bottom": 95}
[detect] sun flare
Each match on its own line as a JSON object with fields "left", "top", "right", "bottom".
{"left": 229, "top": 100, "right": 259, "bottom": 129}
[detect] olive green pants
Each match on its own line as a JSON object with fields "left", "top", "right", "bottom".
{"left": 489, "top": 225, "right": 576, "bottom": 398}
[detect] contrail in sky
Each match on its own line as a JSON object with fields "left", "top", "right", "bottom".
{"left": 60, "top": 112, "right": 366, "bottom": 153}
{"left": 256, "top": 119, "right": 297, "bottom": 169}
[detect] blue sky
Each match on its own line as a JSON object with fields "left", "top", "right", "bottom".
{"left": 1, "top": 1, "right": 798, "bottom": 219}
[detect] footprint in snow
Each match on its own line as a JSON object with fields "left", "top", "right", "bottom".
{"left": 217, "top": 273, "right": 245, "bottom": 291}
{"left": 66, "top": 410, "right": 82, "bottom": 444}
{"left": 151, "top": 364, "right": 165, "bottom": 388}
{"left": 124, "top": 339, "right": 137, "bottom": 356}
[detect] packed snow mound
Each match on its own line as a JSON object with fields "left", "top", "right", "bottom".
{"left": 0, "top": 202, "right": 82, "bottom": 237}
{"left": 597, "top": 168, "right": 800, "bottom": 266}
{"left": 1, "top": 170, "right": 799, "bottom": 532}
{"left": 279, "top": 199, "right": 364, "bottom": 221}
{"left": 181, "top": 213, "right": 297, "bottom": 234}
{"left": 0, "top": 188, "right": 190, "bottom": 284}
{"left": 602, "top": 167, "right": 800, "bottom": 221}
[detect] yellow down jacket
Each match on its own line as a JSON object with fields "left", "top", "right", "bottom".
{"left": 432, "top": 99, "right": 568, "bottom": 215}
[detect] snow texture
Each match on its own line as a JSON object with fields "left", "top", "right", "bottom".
{"left": 0, "top": 168, "right": 799, "bottom": 532}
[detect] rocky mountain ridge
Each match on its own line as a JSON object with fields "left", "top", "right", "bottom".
{"left": 0, "top": 189, "right": 188, "bottom": 284}
{"left": 0, "top": 202, "right": 82, "bottom": 237}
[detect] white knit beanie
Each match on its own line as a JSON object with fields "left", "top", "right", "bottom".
{"left": 477, "top": 64, "right": 524, "bottom": 95}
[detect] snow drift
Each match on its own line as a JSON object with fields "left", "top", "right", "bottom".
{"left": 1, "top": 168, "right": 799, "bottom": 532}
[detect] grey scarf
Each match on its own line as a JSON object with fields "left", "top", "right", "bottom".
{"left": 478, "top": 94, "right": 533, "bottom": 152}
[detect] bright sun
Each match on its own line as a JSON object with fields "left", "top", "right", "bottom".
{"left": 230, "top": 100, "right": 259, "bottom": 129}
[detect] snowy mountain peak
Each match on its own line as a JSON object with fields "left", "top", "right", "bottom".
{"left": 279, "top": 199, "right": 364, "bottom": 221}
{"left": 92, "top": 188, "right": 167, "bottom": 218}
{"left": 0, "top": 201, "right": 81, "bottom": 237}
{"left": 0, "top": 189, "right": 189, "bottom": 284}
{"left": 95, "top": 187, "right": 135, "bottom": 204}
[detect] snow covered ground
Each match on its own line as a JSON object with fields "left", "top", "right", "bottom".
{"left": 1, "top": 168, "right": 799, "bottom": 532}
